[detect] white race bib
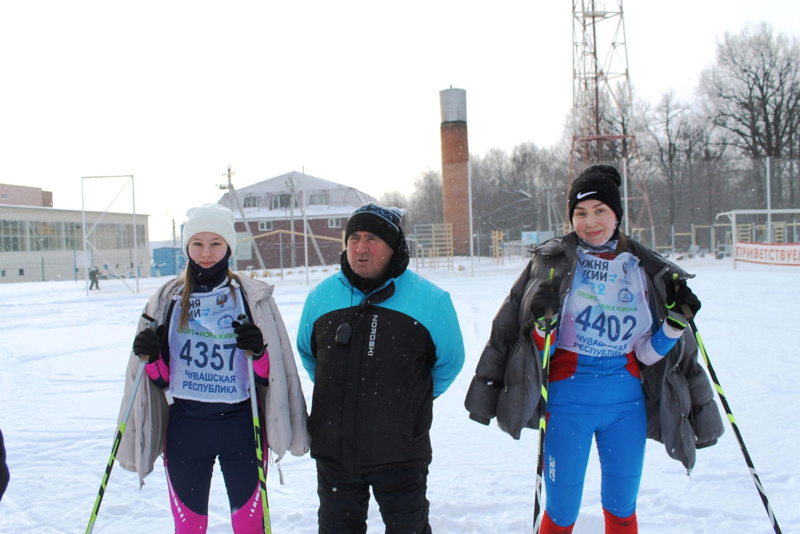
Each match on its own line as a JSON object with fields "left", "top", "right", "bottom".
{"left": 557, "top": 250, "right": 652, "bottom": 357}
{"left": 167, "top": 286, "right": 250, "bottom": 403}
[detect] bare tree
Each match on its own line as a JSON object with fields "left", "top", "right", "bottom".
{"left": 645, "top": 90, "right": 693, "bottom": 229}
{"left": 699, "top": 22, "right": 800, "bottom": 207}
{"left": 405, "top": 169, "right": 443, "bottom": 230}
{"left": 681, "top": 121, "right": 733, "bottom": 226}
{"left": 379, "top": 190, "right": 408, "bottom": 210}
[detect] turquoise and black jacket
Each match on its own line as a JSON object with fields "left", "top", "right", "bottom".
{"left": 297, "top": 252, "right": 464, "bottom": 474}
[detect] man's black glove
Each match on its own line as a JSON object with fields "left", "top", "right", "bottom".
{"left": 664, "top": 275, "right": 701, "bottom": 330}
{"left": 530, "top": 278, "right": 561, "bottom": 331}
{"left": 232, "top": 320, "right": 266, "bottom": 359}
{"left": 132, "top": 325, "right": 165, "bottom": 363}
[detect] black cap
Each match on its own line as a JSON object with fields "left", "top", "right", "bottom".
{"left": 344, "top": 203, "right": 402, "bottom": 250}
{"left": 568, "top": 164, "right": 623, "bottom": 223}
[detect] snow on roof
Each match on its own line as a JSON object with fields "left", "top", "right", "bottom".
{"left": 228, "top": 171, "right": 373, "bottom": 197}
{"left": 217, "top": 171, "right": 379, "bottom": 220}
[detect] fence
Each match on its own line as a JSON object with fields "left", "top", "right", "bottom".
{"left": 412, "top": 223, "right": 454, "bottom": 270}
{"left": 0, "top": 249, "right": 148, "bottom": 284}
{"left": 477, "top": 217, "right": 800, "bottom": 262}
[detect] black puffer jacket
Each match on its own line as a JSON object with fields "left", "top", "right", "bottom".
{"left": 465, "top": 232, "right": 724, "bottom": 472}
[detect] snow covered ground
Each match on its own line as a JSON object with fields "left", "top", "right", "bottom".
{"left": 0, "top": 253, "right": 797, "bottom": 533}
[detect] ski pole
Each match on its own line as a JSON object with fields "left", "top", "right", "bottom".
{"left": 670, "top": 273, "right": 781, "bottom": 533}
{"left": 86, "top": 314, "right": 157, "bottom": 534}
{"left": 238, "top": 314, "right": 272, "bottom": 534}
{"left": 688, "top": 316, "right": 782, "bottom": 534}
{"left": 532, "top": 269, "right": 555, "bottom": 534}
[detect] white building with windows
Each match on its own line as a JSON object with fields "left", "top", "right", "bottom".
{"left": 0, "top": 204, "right": 149, "bottom": 283}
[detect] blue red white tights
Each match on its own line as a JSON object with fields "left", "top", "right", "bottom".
{"left": 541, "top": 509, "right": 637, "bottom": 533}
{"left": 539, "top": 406, "right": 646, "bottom": 533}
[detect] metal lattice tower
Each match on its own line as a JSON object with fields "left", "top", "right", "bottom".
{"left": 570, "top": 0, "right": 654, "bottom": 243}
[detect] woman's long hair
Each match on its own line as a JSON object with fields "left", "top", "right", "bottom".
{"left": 176, "top": 267, "right": 242, "bottom": 328}
{"left": 615, "top": 231, "right": 632, "bottom": 254}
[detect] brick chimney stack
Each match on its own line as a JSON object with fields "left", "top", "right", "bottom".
{"left": 439, "top": 87, "right": 470, "bottom": 255}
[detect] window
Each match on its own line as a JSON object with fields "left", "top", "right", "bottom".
{"left": 244, "top": 196, "right": 260, "bottom": 208}
{"left": 29, "top": 221, "right": 61, "bottom": 251}
{"left": 258, "top": 221, "right": 273, "bottom": 231}
{"left": 65, "top": 222, "right": 81, "bottom": 249}
{"left": 270, "top": 194, "right": 297, "bottom": 210}
{"left": 1, "top": 270, "right": 5, "bottom": 277}
{"left": 18, "top": 268, "right": 24, "bottom": 276}
{"left": 91, "top": 223, "right": 145, "bottom": 249}
{"left": 1, "top": 193, "right": 7, "bottom": 199}
{"left": 309, "top": 192, "right": 329, "bottom": 206}
{"left": 328, "top": 218, "right": 342, "bottom": 228}
{"left": 0, "top": 217, "right": 143, "bottom": 252}
{"left": 1, "top": 220, "right": 26, "bottom": 252}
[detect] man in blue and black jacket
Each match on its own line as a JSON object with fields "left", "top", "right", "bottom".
{"left": 297, "top": 202, "right": 465, "bottom": 534}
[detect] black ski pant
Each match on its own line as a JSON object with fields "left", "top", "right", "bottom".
{"left": 316, "top": 459, "right": 431, "bottom": 534}
{"left": 0, "top": 428, "right": 8, "bottom": 501}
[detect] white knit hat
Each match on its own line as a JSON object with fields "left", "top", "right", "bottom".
{"left": 182, "top": 203, "right": 237, "bottom": 255}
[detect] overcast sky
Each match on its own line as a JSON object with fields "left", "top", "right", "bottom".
{"left": 2, "top": 1, "right": 800, "bottom": 241}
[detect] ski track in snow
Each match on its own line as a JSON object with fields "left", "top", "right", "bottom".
{"left": 0, "top": 255, "right": 798, "bottom": 533}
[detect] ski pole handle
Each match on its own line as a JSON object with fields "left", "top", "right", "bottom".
{"left": 545, "top": 268, "right": 556, "bottom": 321}
{"left": 135, "top": 313, "right": 160, "bottom": 363}
{"left": 670, "top": 273, "right": 695, "bottom": 320}
{"left": 237, "top": 314, "right": 255, "bottom": 359}
{"left": 140, "top": 313, "right": 158, "bottom": 333}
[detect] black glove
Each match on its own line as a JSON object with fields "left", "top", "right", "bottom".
{"left": 664, "top": 276, "right": 701, "bottom": 330}
{"left": 529, "top": 278, "right": 561, "bottom": 330}
{"left": 232, "top": 320, "right": 266, "bottom": 359}
{"left": 132, "top": 325, "right": 165, "bottom": 363}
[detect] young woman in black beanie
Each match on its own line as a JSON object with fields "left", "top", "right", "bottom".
{"left": 115, "top": 203, "right": 309, "bottom": 533}
{"left": 466, "top": 164, "right": 723, "bottom": 533}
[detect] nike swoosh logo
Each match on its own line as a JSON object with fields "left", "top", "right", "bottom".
{"left": 576, "top": 191, "right": 596, "bottom": 199}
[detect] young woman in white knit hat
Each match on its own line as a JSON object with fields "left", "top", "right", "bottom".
{"left": 115, "top": 203, "right": 310, "bottom": 533}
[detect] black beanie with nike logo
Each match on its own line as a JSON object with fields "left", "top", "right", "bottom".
{"left": 568, "top": 164, "right": 624, "bottom": 224}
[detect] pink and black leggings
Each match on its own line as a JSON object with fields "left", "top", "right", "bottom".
{"left": 164, "top": 399, "right": 265, "bottom": 534}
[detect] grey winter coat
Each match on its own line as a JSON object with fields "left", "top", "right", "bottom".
{"left": 116, "top": 275, "right": 310, "bottom": 486}
{"left": 464, "top": 232, "right": 724, "bottom": 473}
